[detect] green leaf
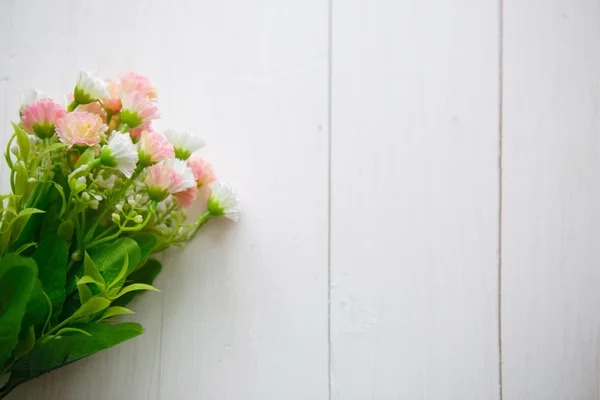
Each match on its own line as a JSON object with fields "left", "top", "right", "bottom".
{"left": 13, "top": 161, "right": 29, "bottom": 199}
{"left": 76, "top": 276, "right": 96, "bottom": 286}
{"left": 40, "top": 290, "right": 52, "bottom": 335}
{"left": 56, "top": 220, "right": 74, "bottom": 242}
{"left": 113, "top": 259, "right": 162, "bottom": 307}
{"left": 6, "top": 322, "right": 144, "bottom": 392}
{"left": 38, "top": 207, "right": 61, "bottom": 241}
{"left": 115, "top": 283, "right": 160, "bottom": 299}
{"left": 13, "top": 208, "right": 45, "bottom": 219}
{"left": 88, "top": 237, "right": 141, "bottom": 286}
{"left": 77, "top": 282, "right": 93, "bottom": 304}
{"left": 4, "top": 132, "right": 16, "bottom": 171}
{"left": 8, "top": 208, "right": 45, "bottom": 235}
{"left": 98, "top": 306, "right": 135, "bottom": 321}
{"left": 108, "top": 249, "right": 129, "bottom": 290}
{"left": 11, "top": 122, "right": 30, "bottom": 163}
{"left": 74, "top": 148, "right": 96, "bottom": 169}
{"left": 0, "top": 254, "right": 37, "bottom": 367}
{"left": 72, "top": 297, "right": 110, "bottom": 319}
{"left": 131, "top": 233, "right": 157, "bottom": 263}
{"left": 8, "top": 208, "right": 44, "bottom": 252}
{"left": 11, "top": 326, "right": 35, "bottom": 360}
{"left": 53, "top": 327, "right": 91, "bottom": 337}
{"left": 32, "top": 235, "right": 68, "bottom": 319}
{"left": 13, "top": 242, "right": 37, "bottom": 255}
{"left": 50, "top": 182, "right": 67, "bottom": 217}
{"left": 20, "top": 280, "right": 48, "bottom": 337}
{"left": 83, "top": 252, "right": 105, "bottom": 285}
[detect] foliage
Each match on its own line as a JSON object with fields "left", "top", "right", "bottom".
{"left": 0, "top": 71, "right": 239, "bottom": 397}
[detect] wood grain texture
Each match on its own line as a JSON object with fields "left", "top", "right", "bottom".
{"left": 1, "top": 0, "right": 329, "bottom": 399}
{"left": 329, "top": 1, "right": 501, "bottom": 399}
{"left": 502, "top": 1, "right": 600, "bottom": 399}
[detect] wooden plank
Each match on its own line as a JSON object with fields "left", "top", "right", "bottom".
{"left": 330, "top": 1, "right": 501, "bottom": 398}
{"left": 502, "top": 1, "right": 600, "bottom": 398}
{"left": 4, "top": 0, "right": 329, "bottom": 399}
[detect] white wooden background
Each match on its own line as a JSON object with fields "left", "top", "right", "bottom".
{"left": 0, "top": 0, "right": 599, "bottom": 399}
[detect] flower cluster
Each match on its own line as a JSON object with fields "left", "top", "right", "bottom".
{"left": 0, "top": 71, "right": 239, "bottom": 396}
{"left": 18, "top": 70, "right": 238, "bottom": 225}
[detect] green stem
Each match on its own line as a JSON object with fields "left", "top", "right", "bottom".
{"left": 40, "top": 314, "right": 75, "bottom": 340}
{"left": 118, "top": 123, "right": 129, "bottom": 133}
{"left": 189, "top": 211, "right": 212, "bottom": 239}
{"left": 86, "top": 201, "right": 157, "bottom": 249}
{"left": 66, "top": 258, "right": 75, "bottom": 273}
{"left": 84, "top": 171, "right": 139, "bottom": 245}
{"left": 67, "top": 100, "right": 79, "bottom": 112}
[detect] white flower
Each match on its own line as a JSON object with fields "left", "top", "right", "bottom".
{"left": 207, "top": 182, "right": 240, "bottom": 221}
{"left": 163, "top": 129, "right": 206, "bottom": 160}
{"left": 100, "top": 132, "right": 139, "bottom": 178}
{"left": 20, "top": 89, "right": 49, "bottom": 106}
{"left": 74, "top": 70, "right": 109, "bottom": 103}
{"left": 97, "top": 174, "right": 117, "bottom": 190}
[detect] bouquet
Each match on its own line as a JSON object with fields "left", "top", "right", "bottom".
{"left": 0, "top": 71, "right": 239, "bottom": 397}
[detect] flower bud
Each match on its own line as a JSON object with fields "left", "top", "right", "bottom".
{"left": 82, "top": 192, "right": 90, "bottom": 201}
{"left": 10, "top": 146, "right": 18, "bottom": 156}
{"left": 111, "top": 213, "right": 121, "bottom": 224}
{"left": 133, "top": 215, "right": 143, "bottom": 224}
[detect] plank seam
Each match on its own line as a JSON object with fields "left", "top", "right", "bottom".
{"left": 327, "top": 0, "right": 333, "bottom": 399}
{"left": 498, "top": 0, "right": 504, "bottom": 398}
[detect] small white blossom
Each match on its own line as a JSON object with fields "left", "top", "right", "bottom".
{"left": 82, "top": 192, "right": 90, "bottom": 201}
{"left": 90, "top": 200, "right": 99, "bottom": 209}
{"left": 133, "top": 215, "right": 143, "bottom": 224}
{"left": 207, "top": 182, "right": 240, "bottom": 221}
{"left": 100, "top": 132, "right": 139, "bottom": 178}
{"left": 163, "top": 129, "right": 206, "bottom": 160}
{"left": 75, "top": 70, "right": 109, "bottom": 102}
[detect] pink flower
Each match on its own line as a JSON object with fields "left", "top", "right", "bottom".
{"left": 55, "top": 111, "right": 108, "bottom": 147}
{"left": 120, "top": 73, "right": 157, "bottom": 99}
{"left": 175, "top": 187, "right": 198, "bottom": 208}
{"left": 145, "top": 158, "right": 195, "bottom": 202}
{"left": 138, "top": 130, "right": 175, "bottom": 166}
{"left": 102, "top": 79, "right": 123, "bottom": 114}
{"left": 20, "top": 100, "right": 66, "bottom": 139}
{"left": 120, "top": 91, "right": 159, "bottom": 129}
{"left": 187, "top": 154, "right": 216, "bottom": 186}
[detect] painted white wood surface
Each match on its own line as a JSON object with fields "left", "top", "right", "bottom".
{"left": 0, "top": 0, "right": 329, "bottom": 399}
{"left": 329, "top": 1, "right": 501, "bottom": 399}
{"left": 2, "top": 0, "right": 600, "bottom": 399}
{"left": 502, "top": 1, "right": 600, "bottom": 399}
